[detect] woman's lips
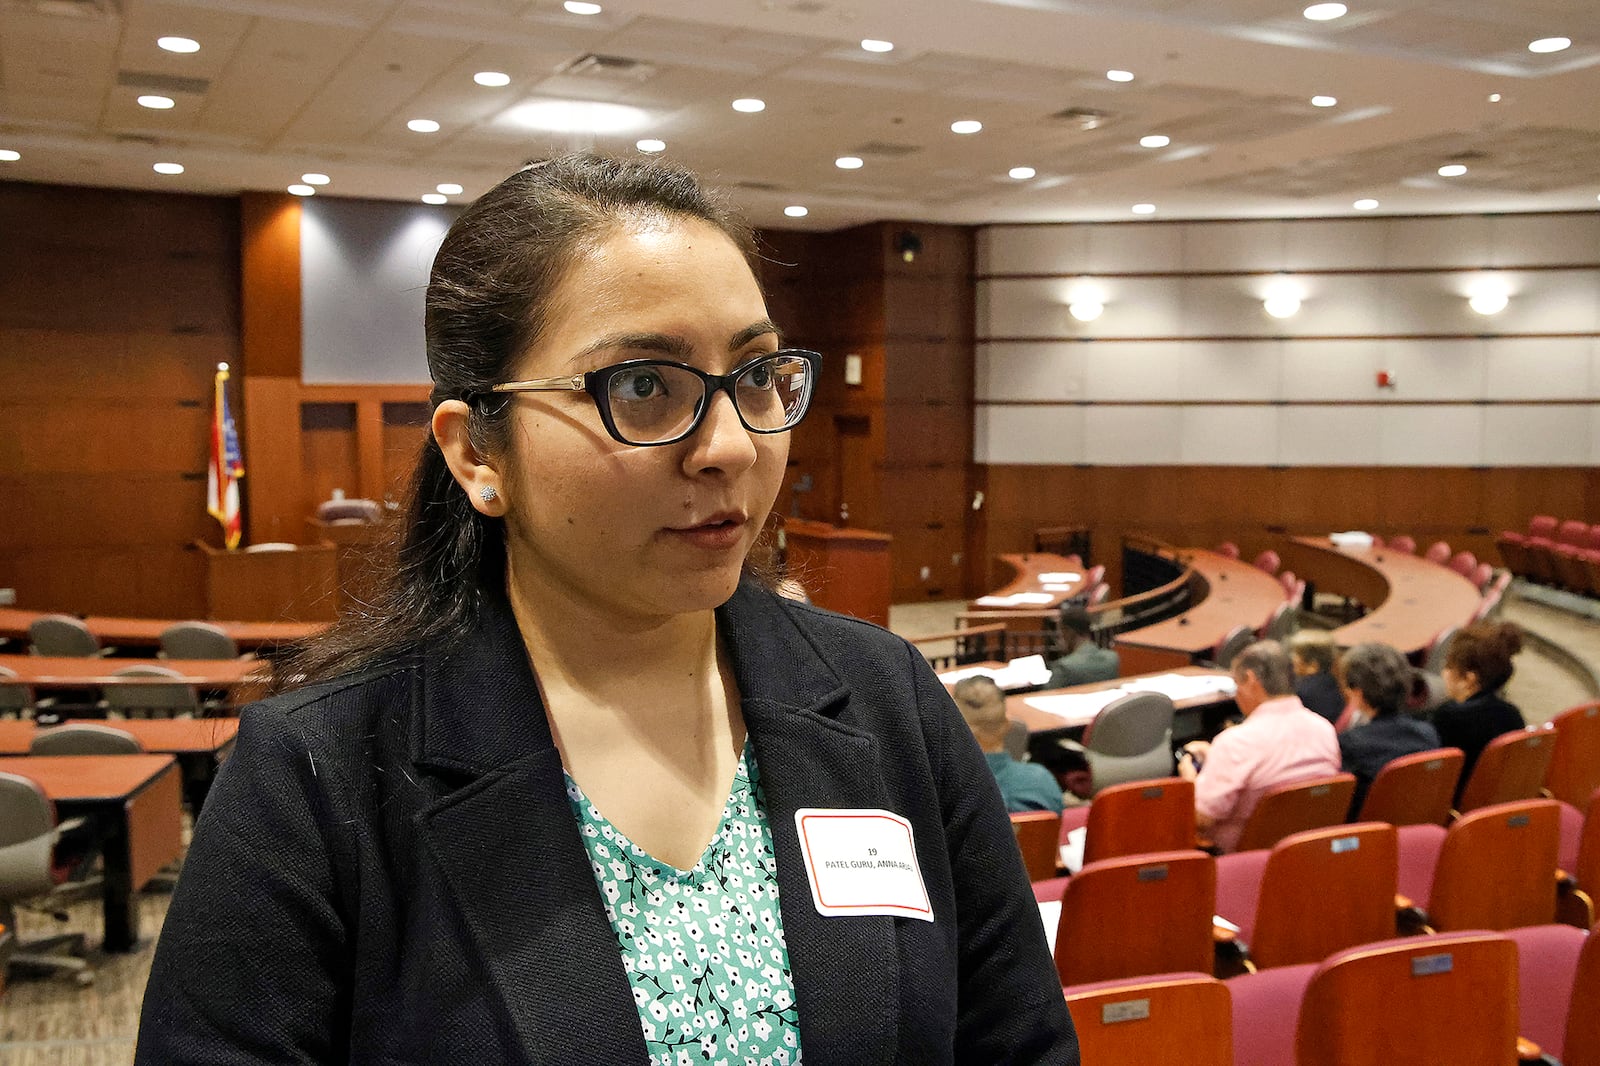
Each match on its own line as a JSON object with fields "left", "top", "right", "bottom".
{"left": 665, "top": 513, "right": 748, "bottom": 550}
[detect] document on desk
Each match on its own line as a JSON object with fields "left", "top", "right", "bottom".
{"left": 938, "top": 655, "right": 1052, "bottom": 690}
{"left": 973, "top": 592, "right": 1056, "bottom": 607}
{"left": 1022, "top": 689, "right": 1127, "bottom": 726}
{"left": 1036, "top": 572, "right": 1081, "bottom": 584}
{"left": 1117, "top": 672, "right": 1238, "bottom": 701}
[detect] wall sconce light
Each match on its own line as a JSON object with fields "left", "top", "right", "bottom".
{"left": 1262, "top": 277, "right": 1303, "bottom": 319}
{"left": 893, "top": 229, "right": 922, "bottom": 263}
{"left": 1468, "top": 291, "right": 1508, "bottom": 315}
{"left": 1069, "top": 300, "right": 1104, "bottom": 322}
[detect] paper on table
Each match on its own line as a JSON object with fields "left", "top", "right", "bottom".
{"left": 1041, "top": 583, "right": 1075, "bottom": 592}
{"left": 1023, "top": 689, "right": 1126, "bottom": 726}
{"left": 1059, "top": 826, "right": 1087, "bottom": 875}
{"left": 1037, "top": 572, "right": 1081, "bottom": 584}
{"left": 1117, "top": 672, "right": 1238, "bottom": 701}
{"left": 974, "top": 592, "right": 1056, "bottom": 607}
{"left": 1038, "top": 899, "right": 1062, "bottom": 957}
{"left": 937, "top": 654, "right": 1052, "bottom": 690}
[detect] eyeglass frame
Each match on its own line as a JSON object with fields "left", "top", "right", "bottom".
{"left": 480, "top": 348, "right": 821, "bottom": 447}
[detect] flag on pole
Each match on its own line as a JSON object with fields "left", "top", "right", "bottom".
{"left": 207, "top": 362, "right": 245, "bottom": 549}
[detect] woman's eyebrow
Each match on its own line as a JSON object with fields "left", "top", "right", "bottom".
{"left": 568, "top": 321, "right": 783, "bottom": 366}
{"left": 728, "top": 320, "right": 782, "bottom": 351}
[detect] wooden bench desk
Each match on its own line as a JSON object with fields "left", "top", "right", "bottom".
{"left": 0, "top": 655, "right": 267, "bottom": 691}
{"left": 0, "top": 607, "right": 325, "bottom": 652}
{"left": 1113, "top": 550, "right": 1286, "bottom": 674}
{"left": 0, "top": 718, "right": 240, "bottom": 810}
{"left": 969, "top": 552, "right": 1088, "bottom": 611}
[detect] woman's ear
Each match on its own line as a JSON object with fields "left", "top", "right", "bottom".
{"left": 433, "top": 400, "right": 504, "bottom": 516}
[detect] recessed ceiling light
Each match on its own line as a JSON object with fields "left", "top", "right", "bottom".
{"left": 732, "top": 98, "right": 766, "bottom": 113}
{"left": 407, "top": 118, "right": 440, "bottom": 133}
{"left": 301, "top": 172, "right": 330, "bottom": 185}
{"left": 1528, "top": 36, "right": 1571, "bottom": 53}
{"left": 1106, "top": 69, "right": 1135, "bottom": 82}
{"left": 951, "top": 119, "right": 983, "bottom": 134}
{"left": 1009, "top": 166, "right": 1036, "bottom": 180}
{"left": 563, "top": 0, "right": 602, "bottom": 13}
{"left": 1353, "top": 198, "right": 1379, "bottom": 210}
{"left": 1438, "top": 163, "right": 1467, "bottom": 177}
{"left": 157, "top": 36, "right": 199, "bottom": 53}
{"left": 1311, "top": 95, "right": 1338, "bottom": 107}
{"left": 474, "top": 71, "right": 511, "bottom": 87}
{"left": 505, "top": 100, "right": 648, "bottom": 133}
{"left": 0, "top": 149, "right": 19, "bottom": 161}
{"left": 421, "top": 193, "right": 448, "bottom": 205}
{"left": 1139, "top": 134, "right": 1170, "bottom": 148}
{"left": 636, "top": 138, "right": 666, "bottom": 153}
{"left": 137, "top": 95, "right": 175, "bottom": 109}
{"left": 152, "top": 162, "right": 184, "bottom": 175}
{"left": 1303, "top": 2, "right": 1347, "bottom": 20}
{"left": 861, "top": 39, "right": 894, "bottom": 52}
{"left": 1487, "top": 92, "right": 1503, "bottom": 102}
{"left": 287, "top": 184, "right": 315, "bottom": 196}
{"left": 1131, "top": 203, "right": 1156, "bottom": 215}
{"left": 835, "top": 156, "right": 864, "bottom": 170}
{"left": 784, "top": 205, "right": 809, "bottom": 217}
{"left": 436, "top": 182, "right": 463, "bottom": 195}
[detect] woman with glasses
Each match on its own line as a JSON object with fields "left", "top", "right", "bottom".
{"left": 137, "top": 154, "right": 1076, "bottom": 1065}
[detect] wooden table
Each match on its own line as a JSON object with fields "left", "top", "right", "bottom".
{"left": 1278, "top": 536, "right": 1482, "bottom": 655}
{"left": 1005, "top": 666, "right": 1237, "bottom": 762}
{"left": 1113, "top": 549, "right": 1287, "bottom": 674}
{"left": 0, "top": 718, "right": 240, "bottom": 810}
{"left": 0, "top": 608, "right": 325, "bottom": 652}
{"left": 0, "top": 655, "right": 267, "bottom": 690}
{"left": 0, "top": 754, "right": 183, "bottom": 952}
{"left": 969, "top": 553, "right": 1088, "bottom": 611}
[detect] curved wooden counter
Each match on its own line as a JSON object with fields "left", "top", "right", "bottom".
{"left": 1278, "top": 536, "right": 1481, "bottom": 654}
{"left": 969, "top": 552, "right": 1088, "bottom": 611}
{"left": 1113, "top": 549, "right": 1286, "bottom": 673}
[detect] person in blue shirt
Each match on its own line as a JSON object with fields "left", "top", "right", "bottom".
{"left": 953, "top": 676, "right": 1064, "bottom": 814}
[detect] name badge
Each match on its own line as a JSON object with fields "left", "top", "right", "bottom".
{"left": 793, "top": 808, "right": 934, "bottom": 922}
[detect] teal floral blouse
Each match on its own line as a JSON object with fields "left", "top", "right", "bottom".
{"left": 564, "top": 740, "right": 803, "bottom": 1065}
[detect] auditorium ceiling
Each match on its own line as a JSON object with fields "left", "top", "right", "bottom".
{"left": 0, "top": 0, "right": 1597, "bottom": 227}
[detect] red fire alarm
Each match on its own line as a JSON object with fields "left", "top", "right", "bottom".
{"left": 1376, "top": 370, "right": 1395, "bottom": 388}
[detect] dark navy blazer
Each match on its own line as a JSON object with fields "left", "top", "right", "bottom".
{"left": 135, "top": 581, "right": 1078, "bottom": 1064}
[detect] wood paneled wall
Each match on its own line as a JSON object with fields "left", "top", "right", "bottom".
{"left": 0, "top": 182, "right": 240, "bottom": 616}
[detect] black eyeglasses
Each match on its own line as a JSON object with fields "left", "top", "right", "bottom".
{"left": 485, "top": 349, "right": 820, "bottom": 447}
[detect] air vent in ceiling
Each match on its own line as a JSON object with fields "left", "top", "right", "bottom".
{"left": 735, "top": 180, "right": 781, "bottom": 191}
{"left": 114, "top": 133, "right": 161, "bottom": 146}
{"left": 117, "top": 71, "right": 210, "bottom": 95}
{"left": 852, "top": 141, "right": 921, "bottom": 158}
{"left": 560, "top": 53, "right": 657, "bottom": 83}
{"left": 1051, "top": 106, "right": 1114, "bottom": 131}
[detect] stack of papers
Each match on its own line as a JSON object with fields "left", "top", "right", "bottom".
{"left": 1021, "top": 689, "right": 1128, "bottom": 726}
{"left": 1036, "top": 572, "right": 1081, "bottom": 584}
{"left": 1118, "top": 672, "right": 1238, "bottom": 701}
{"left": 1329, "top": 530, "right": 1375, "bottom": 551}
{"left": 1023, "top": 672, "right": 1237, "bottom": 725}
{"left": 973, "top": 592, "right": 1056, "bottom": 607}
{"left": 937, "top": 654, "right": 1052, "bottom": 690}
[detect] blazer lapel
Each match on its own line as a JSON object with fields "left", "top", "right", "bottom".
{"left": 721, "top": 585, "right": 903, "bottom": 1065}
{"left": 410, "top": 593, "right": 647, "bottom": 1065}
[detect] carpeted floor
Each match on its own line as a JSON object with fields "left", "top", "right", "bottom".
{"left": 2, "top": 587, "right": 1595, "bottom": 1064}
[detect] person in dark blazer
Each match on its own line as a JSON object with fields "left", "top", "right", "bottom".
{"left": 1336, "top": 642, "right": 1443, "bottom": 816}
{"left": 1289, "top": 630, "right": 1346, "bottom": 725}
{"left": 134, "top": 154, "right": 1076, "bottom": 1066}
{"left": 1431, "top": 621, "right": 1527, "bottom": 795}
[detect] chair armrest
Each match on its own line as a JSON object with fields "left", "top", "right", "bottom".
{"left": 1516, "top": 1036, "right": 1552, "bottom": 1063}
{"left": 1056, "top": 739, "right": 1087, "bottom": 755}
{"left": 53, "top": 817, "right": 90, "bottom": 838}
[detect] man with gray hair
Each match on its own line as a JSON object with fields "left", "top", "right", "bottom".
{"left": 951, "top": 676, "right": 1064, "bottom": 815}
{"left": 1177, "top": 639, "right": 1340, "bottom": 852}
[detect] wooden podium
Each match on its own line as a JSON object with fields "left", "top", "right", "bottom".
{"left": 305, "top": 517, "right": 392, "bottom": 613}
{"left": 782, "top": 519, "right": 893, "bottom": 627}
{"left": 195, "top": 541, "right": 339, "bottom": 623}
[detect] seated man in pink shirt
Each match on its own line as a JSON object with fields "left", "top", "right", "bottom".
{"left": 1176, "top": 639, "right": 1341, "bottom": 852}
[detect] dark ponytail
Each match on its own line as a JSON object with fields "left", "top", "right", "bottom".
{"left": 277, "top": 153, "right": 752, "bottom": 690}
{"left": 1444, "top": 621, "right": 1523, "bottom": 694}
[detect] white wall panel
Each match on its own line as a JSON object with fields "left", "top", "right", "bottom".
{"left": 1083, "top": 222, "right": 1183, "bottom": 273}
{"left": 1381, "top": 216, "right": 1493, "bottom": 269}
{"left": 1083, "top": 343, "right": 1187, "bottom": 401}
{"left": 1181, "top": 406, "right": 1280, "bottom": 465}
{"left": 1483, "top": 405, "right": 1593, "bottom": 465}
{"left": 1280, "top": 340, "right": 1383, "bottom": 402}
{"left": 1177, "top": 341, "right": 1283, "bottom": 401}
{"left": 1489, "top": 215, "right": 1600, "bottom": 268}
{"left": 1181, "top": 220, "right": 1288, "bottom": 272}
{"left": 974, "top": 404, "right": 1086, "bottom": 464}
{"left": 1375, "top": 273, "right": 1490, "bottom": 335}
{"left": 1279, "top": 406, "right": 1383, "bottom": 465}
{"left": 1282, "top": 219, "right": 1384, "bottom": 271}
{"left": 977, "top": 226, "right": 1088, "bottom": 275}
{"left": 1491, "top": 270, "right": 1600, "bottom": 334}
{"left": 1377, "top": 340, "right": 1486, "bottom": 401}
{"left": 1378, "top": 405, "right": 1484, "bottom": 466}
{"left": 1084, "top": 406, "right": 1182, "bottom": 464}
{"left": 1486, "top": 337, "right": 1595, "bottom": 400}
{"left": 977, "top": 342, "right": 1087, "bottom": 402}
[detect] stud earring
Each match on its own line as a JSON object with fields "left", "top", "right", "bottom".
{"left": 479, "top": 486, "right": 498, "bottom": 503}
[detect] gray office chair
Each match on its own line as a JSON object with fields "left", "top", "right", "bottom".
{"left": 1262, "top": 602, "right": 1298, "bottom": 642}
{"left": 1003, "top": 719, "right": 1029, "bottom": 762}
{"left": 315, "top": 498, "right": 383, "bottom": 523}
{"left": 0, "top": 771, "right": 94, "bottom": 984}
{"left": 158, "top": 621, "right": 239, "bottom": 660}
{"left": 1212, "top": 624, "right": 1255, "bottom": 669}
{"left": 0, "top": 666, "right": 34, "bottom": 719}
{"left": 100, "top": 666, "right": 199, "bottom": 719}
{"left": 1058, "top": 691, "right": 1176, "bottom": 795}
{"left": 27, "top": 615, "right": 107, "bottom": 658}
{"left": 1423, "top": 626, "right": 1459, "bottom": 675}
{"left": 29, "top": 723, "right": 143, "bottom": 756}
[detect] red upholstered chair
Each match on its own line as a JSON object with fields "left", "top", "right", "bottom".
{"left": 1252, "top": 550, "right": 1280, "bottom": 574}
{"left": 1009, "top": 810, "right": 1061, "bottom": 881}
{"left": 1424, "top": 540, "right": 1452, "bottom": 565}
{"left": 1447, "top": 550, "right": 1478, "bottom": 577}
{"left": 1053, "top": 850, "right": 1215, "bottom": 986}
{"left": 1496, "top": 530, "right": 1532, "bottom": 576}
{"left": 1525, "top": 515, "right": 1558, "bottom": 539}
{"left": 1232, "top": 774, "right": 1356, "bottom": 854}
{"left": 1554, "top": 543, "right": 1594, "bottom": 593}
{"left": 1456, "top": 726, "right": 1558, "bottom": 815}
{"left": 1557, "top": 518, "right": 1590, "bottom": 547}
{"left": 1357, "top": 747, "right": 1463, "bottom": 826}
{"left": 1563, "top": 924, "right": 1600, "bottom": 1066}
{"left": 1227, "top": 958, "right": 1317, "bottom": 1066}
{"left": 1547, "top": 703, "right": 1600, "bottom": 808}
{"left": 1215, "top": 823, "right": 1398, "bottom": 970}
{"left": 1507, "top": 924, "right": 1589, "bottom": 1065}
{"left": 1395, "top": 823, "right": 1446, "bottom": 913}
{"left": 1428, "top": 799, "right": 1560, "bottom": 932}
{"left": 1584, "top": 550, "right": 1600, "bottom": 598}
{"left": 1079, "top": 777, "right": 1197, "bottom": 866}
{"left": 1216, "top": 541, "right": 1240, "bottom": 559}
{"left": 1469, "top": 561, "right": 1495, "bottom": 591}
{"left": 1387, "top": 534, "right": 1417, "bottom": 554}
{"left": 1294, "top": 933, "right": 1519, "bottom": 1066}
{"left": 1063, "top": 972, "right": 1231, "bottom": 1065}
{"left": 1524, "top": 517, "right": 1562, "bottom": 585}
